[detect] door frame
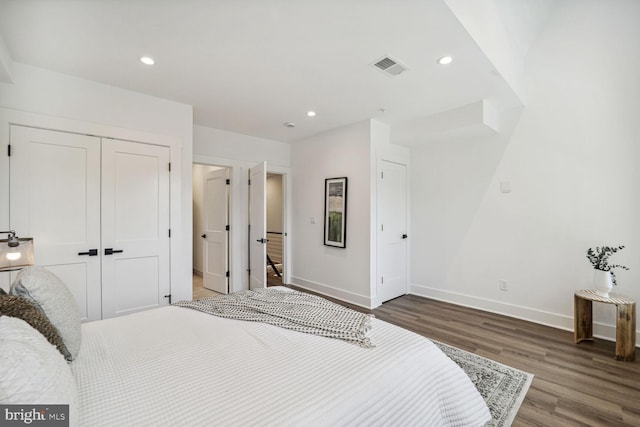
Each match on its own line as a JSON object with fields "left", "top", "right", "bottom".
{"left": 192, "top": 155, "right": 291, "bottom": 292}
{"left": 371, "top": 148, "right": 411, "bottom": 309}
{"left": 263, "top": 166, "right": 291, "bottom": 287}
{"left": 376, "top": 158, "right": 409, "bottom": 304}
{"left": 265, "top": 171, "right": 286, "bottom": 285}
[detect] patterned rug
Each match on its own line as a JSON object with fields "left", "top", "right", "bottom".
{"left": 433, "top": 341, "right": 533, "bottom": 427}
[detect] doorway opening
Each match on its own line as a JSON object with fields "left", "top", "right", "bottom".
{"left": 248, "top": 162, "right": 289, "bottom": 290}
{"left": 266, "top": 173, "right": 284, "bottom": 287}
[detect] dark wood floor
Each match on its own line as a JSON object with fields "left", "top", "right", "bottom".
{"left": 373, "top": 295, "right": 640, "bottom": 426}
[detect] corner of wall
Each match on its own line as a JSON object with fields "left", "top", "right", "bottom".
{"left": 443, "top": 0, "right": 526, "bottom": 105}
{"left": 0, "top": 34, "right": 13, "bottom": 83}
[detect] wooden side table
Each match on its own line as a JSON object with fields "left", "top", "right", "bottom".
{"left": 574, "top": 289, "right": 636, "bottom": 361}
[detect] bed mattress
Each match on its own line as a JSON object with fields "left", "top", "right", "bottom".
{"left": 71, "top": 304, "right": 490, "bottom": 426}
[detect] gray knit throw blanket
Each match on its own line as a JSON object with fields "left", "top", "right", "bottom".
{"left": 174, "top": 288, "right": 374, "bottom": 348}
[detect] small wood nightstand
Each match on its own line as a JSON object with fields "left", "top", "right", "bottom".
{"left": 574, "top": 289, "right": 636, "bottom": 361}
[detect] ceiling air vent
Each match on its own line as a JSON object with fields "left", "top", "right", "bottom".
{"left": 372, "top": 55, "right": 408, "bottom": 76}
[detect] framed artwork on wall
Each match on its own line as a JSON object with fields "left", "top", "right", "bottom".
{"left": 324, "top": 177, "right": 348, "bottom": 248}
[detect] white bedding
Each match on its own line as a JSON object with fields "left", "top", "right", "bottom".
{"left": 71, "top": 304, "right": 490, "bottom": 426}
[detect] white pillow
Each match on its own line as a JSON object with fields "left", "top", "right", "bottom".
{"left": 11, "top": 266, "right": 82, "bottom": 361}
{"left": 0, "top": 316, "right": 78, "bottom": 427}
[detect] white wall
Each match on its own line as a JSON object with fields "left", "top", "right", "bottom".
{"left": 0, "top": 63, "right": 194, "bottom": 301}
{"left": 192, "top": 124, "right": 291, "bottom": 292}
{"left": 0, "top": 33, "right": 12, "bottom": 83}
{"left": 291, "top": 121, "right": 372, "bottom": 306}
{"left": 0, "top": 63, "right": 192, "bottom": 140}
{"left": 193, "top": 125, "right": 290, "bottom": 168}
{"left": 410, "top": 0, "right": 640, "bottom": 343}
{"left": 444, "top": 0, "right": 557, "bottom": 106}
{"left": 192, "top": 164, "right": 222, "bottom": 274}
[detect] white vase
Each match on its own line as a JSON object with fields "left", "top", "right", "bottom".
{"left": 593, "top": 270, "right": 614, "bottom": 297}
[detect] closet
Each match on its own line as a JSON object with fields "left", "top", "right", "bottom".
{"left": 9, "top": 125, "right": 170, "bottom": 321}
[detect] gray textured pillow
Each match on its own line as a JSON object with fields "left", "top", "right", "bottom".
{"left": 0, "top": 316, "right": 78, "bottom": 427}
{"left": 0, "top": 293, "right": 67, "bottom": 358}
{"left": 10, "top": 266, "right": 82, "bottom": 361}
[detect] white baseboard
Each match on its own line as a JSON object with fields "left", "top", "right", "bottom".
{"left": 290, "top": 276, "right": 372, "bottom": 309}
{"left": 410, "top": 283, "right": 639, "bottom": 347}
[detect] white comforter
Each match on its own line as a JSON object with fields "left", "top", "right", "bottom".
{"left": 71, "top": 305, "right": 490, "bottom": 426}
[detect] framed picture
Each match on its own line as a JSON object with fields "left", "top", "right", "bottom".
{"left": 324, "top": 177, "right": 348, "bottom": 248}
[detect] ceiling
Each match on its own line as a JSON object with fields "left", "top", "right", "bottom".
{"left": 0, "top": 0, "right": 519, "bottom": 143}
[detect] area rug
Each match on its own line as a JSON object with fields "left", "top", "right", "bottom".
{"left": 433, "top": 341, "right": 533, "bottom": 427}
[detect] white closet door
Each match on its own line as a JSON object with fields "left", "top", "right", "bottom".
{"left": 377, "top": 159, "right": 408, "bottom": 303}
{"left": 9, "top": 125, "right": 102, "bottom": 321}
{"left": 101, "top": 139, "right": 170, "bottom": 318}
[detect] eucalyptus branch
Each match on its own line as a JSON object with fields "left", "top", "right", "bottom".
{"left": 586, "top": 245, "right": 629, "bottom": 285}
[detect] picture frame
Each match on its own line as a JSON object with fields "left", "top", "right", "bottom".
{"left": 324, "top": 177, "right": 348, "bottom": 248}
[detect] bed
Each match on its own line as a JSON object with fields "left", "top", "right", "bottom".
{"left": 1, "top": 267, "right": 491, "bottom": 426}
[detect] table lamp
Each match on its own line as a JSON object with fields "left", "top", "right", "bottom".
{"left": 0, "top": 230, "right": 34, "bottom": 271}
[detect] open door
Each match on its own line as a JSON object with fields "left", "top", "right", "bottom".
{"left": 249, "top": 161, "right": 267, "bottom": 290}
{"left": 203, "top": 168, "right": 229, "bottom": 294}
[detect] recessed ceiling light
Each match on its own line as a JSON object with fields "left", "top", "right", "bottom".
{"left": 140, "top": 56, "right": 155, "bottom": 65}
{"left": 307, "top": 111, "right": 316, "bottom": 117}
{"left": 437, "top": 56, "right": 453, "bottom": 65}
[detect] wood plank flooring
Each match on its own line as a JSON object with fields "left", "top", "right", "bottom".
{"left": 191, "top": 273, "right": 220, "bottom": 299}
{"left": 371, "top": 295, "right": 640, "bottom": 427}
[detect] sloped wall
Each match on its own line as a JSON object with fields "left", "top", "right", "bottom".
{"left": 411, "top": 0, "right": 640, "bottom": 342}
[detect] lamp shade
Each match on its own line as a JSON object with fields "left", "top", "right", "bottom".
{"left": 0, "top": 237, "right": 34, "bottom": 271}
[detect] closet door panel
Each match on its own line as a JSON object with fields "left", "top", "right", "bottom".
{"left": 101, "top": 139, "right": 170, "bottom": 318}
{"left": 9, "top": 125, "right": 102, "bottom": 321}
{"left": 114, "top": 151, "right": 161, "bottom": 241}
{"left": 114, "top": 257, "right": 159, "bottom": 312}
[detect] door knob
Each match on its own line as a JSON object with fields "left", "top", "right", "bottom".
{"left": 78, "top": 249, "right": 98, "bottom": 256}
{"left": 201, "top": 234, "right": 206, "bottom": 238}
{"left": 104, "top": 248, "right": 124, "bottom": 255}
{"left": 256, "top": 238, "right": 268, "bottom": 244}
{"left": 402, "top": 234, "right": 408, "bottom": 239}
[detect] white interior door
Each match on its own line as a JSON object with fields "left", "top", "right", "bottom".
{"left": 249, "top": 161, "right": 267, "bottom": 290}
{"left": 377, "top": 159, "right": 408, "bottom": 303}
{"left": 203, "top": 168, "right": 229, "bottom": 294}
{"left": 101, "top": 139, "right": 171, "bottom": 318}
{"left": 9, "top": 125, "right": 102, "bottom": 321}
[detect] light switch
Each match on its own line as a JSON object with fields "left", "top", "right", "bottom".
{"left": 500, "top": 181, "right": 511, "bottom": 193}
